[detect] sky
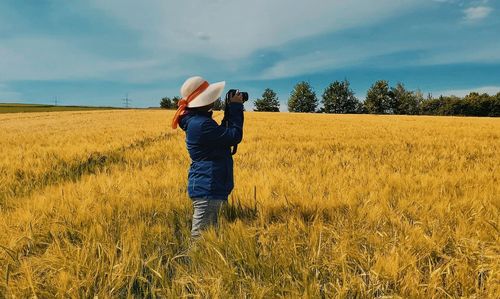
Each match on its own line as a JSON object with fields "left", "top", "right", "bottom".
{"left": 0, "top": 0, "right": 499, "bottom": 111}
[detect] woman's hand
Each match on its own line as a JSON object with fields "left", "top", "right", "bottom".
{"left": 230, "top": 91, "right": 243, "bottom": 104}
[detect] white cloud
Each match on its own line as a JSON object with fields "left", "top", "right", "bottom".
{"left": 416, "top": 38, "right": 500, "bottom": 65}
{"left": 0, "top": 0, "right": 428, "bottom": 82}
{"left": 463, "top": 6, "right": 493, "bottom": 22}
{"left": 88, "top": 0, "right": 424, "bottom": 60}
{"left": 0, "top": 37, "right": 165, "bottom": 81}
{"left": 259, "top": 40, "right": 425, "bottom": 79}
{"left": 434, "top": 85, "right": 500, "bottom": 97}
{"left": 1, "top": 0, "right": 498, "bottom": 84}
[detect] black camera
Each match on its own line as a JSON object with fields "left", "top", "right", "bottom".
{"left": 222, "top": 89, "right": 247, "bottom": 155}
{"left": 225, "top": 89, "right": 248, "bottom": 102}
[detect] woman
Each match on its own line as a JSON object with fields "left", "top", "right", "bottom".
{"left": 171, "top": 76, "right": 244, "bottom": 238}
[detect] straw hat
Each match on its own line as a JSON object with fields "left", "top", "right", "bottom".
{"left": 181, "top": 76, "right": 225, "bottom": 108}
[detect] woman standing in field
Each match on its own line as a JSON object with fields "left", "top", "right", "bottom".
{"left": 171, "top": 76, "right": 244, "bottom": 239}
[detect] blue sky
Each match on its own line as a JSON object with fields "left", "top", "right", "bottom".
{"left": 0, "top": 0, "right": 499, "bottom": 110}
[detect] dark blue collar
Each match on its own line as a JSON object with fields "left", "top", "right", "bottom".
{"left": 186, "top": 109, "right": 213, "bottom": 118}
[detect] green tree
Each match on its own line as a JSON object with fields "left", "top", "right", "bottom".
{"left": 420, "top": 96, "right": 440, "bottom": 115}
{"left": 356, "top": 101, "right": 367, "bottom": 114}
{"left": 441, "top": 96, "right": 465, "bottom": 115}
{"left": 288, "top": 81, "right": 318, "bottom": 113}
{"left": 389, "top": 83, "right": 422, "bottom": 115}
{"left": 322, "top": 79, "right": 359, "bottom": 113}
{"left": 420, "top": 92, "right": 500, "bottom": 117}
{"left": 463, "top": 92, "right": 495, "bottom": 116}
{"left": 254, "top": 88, "right": 280, "bottom": 112}
{"left": 493, "top": 93, "right": 500, "bottom": 116}
{"left": 172, "top": 96, "right": 181, "bottom": 108}
{"left": 212, "top": 98, "right": 223, "bottom": 111}
{"left": 420, "top": 95, "right": 463, "bottom": 115}
{"left": 160, "top": 97, "right": 173, "bottom": 109}
{"left": 410, "top": 90, "right": 425, "bottom": 115}
{"left": 364, "top": 80, "right": 391, "bottom": 114}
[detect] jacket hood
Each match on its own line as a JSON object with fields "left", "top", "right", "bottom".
{"left": 179, "top": 110, "right": 213, "bottom": 131}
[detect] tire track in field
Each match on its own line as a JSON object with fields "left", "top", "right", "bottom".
{"left": 0, "top": 132, "right": 175, "bottom": 206}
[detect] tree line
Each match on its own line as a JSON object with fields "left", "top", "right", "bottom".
{"left": 160, "top": 96, "right": 224, "bottom": 111}
{"left": 160, "top": 80, "right": 499, "bottom": 117}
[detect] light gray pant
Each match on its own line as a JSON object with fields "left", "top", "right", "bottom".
{"left": 191, "top": 198, "right": 225, "bottom": 239}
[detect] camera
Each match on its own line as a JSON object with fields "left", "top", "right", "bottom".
{"left": 225, "top": 89, "right": 249, "bottom": 102}
{"left": 222, "top": 89, "right": 247, "bottom": 155}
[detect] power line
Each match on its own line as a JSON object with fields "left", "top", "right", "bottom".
{"left": 122, "top": 93, "right": 132, "bottom": 108}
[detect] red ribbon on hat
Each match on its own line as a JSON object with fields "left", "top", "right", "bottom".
{"left": 171, "top": 81, "right": 209, "bottom": 129}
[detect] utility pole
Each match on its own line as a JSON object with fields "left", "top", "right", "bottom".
{"left": 122, "top": 93, "right": 132, "bottom": 108}
{"left": 54, "top": 96, "right": 58, "bottom": 106}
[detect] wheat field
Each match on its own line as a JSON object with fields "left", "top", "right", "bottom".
{"left": 0, "top": 110, "right": 498, "bottom": 298}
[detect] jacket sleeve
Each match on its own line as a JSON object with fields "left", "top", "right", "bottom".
{"left": 199, "top": 102, "right": 244, "bottom": 146}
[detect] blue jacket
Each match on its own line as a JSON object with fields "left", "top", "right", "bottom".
{"left": 179, "top": 102, "right": 244, "bottom": 200}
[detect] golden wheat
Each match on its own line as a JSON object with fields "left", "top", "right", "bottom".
{"left": 0, "top": 110, "right": 498, "bottom": 298}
